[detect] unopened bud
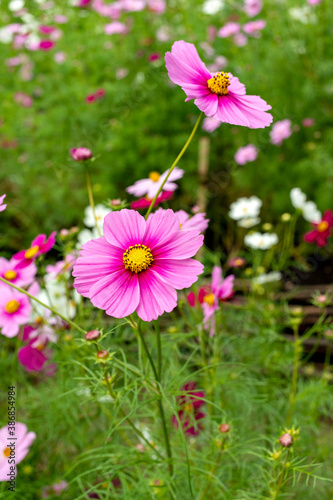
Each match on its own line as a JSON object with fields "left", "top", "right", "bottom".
{"left": 110, "top": 199, "right": 121, "bottom": 207}
{"left": 219, "top": 423, "right": 230, "bottom": 433}
{"left": 279, "top": 433, "right": 292, "bottom": 447}
{"left": 70, "top": 147, "right": 93, "bottom": 161}
{"left": 85, "top": 330, "right": 101, "bottom": 341}
{"left": 97, "top": 350, "right": 108, "bottom": 359}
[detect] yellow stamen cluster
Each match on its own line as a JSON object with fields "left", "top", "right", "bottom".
{"left": 203, "top": 293, "right": 215, "bottom": 307}
{"left": 149, "top": 171, "right": 160, "bottom": 183}
{"left": 4, "top": 270, "right": 17, "bottom": 281}
{"left": 3, "top": 447, "right": 11, "bottom": 458}
{"left": 5, "top": 300, "right": 20, "bottom": 314}
{"left": 317, "top": 221, "right": 328, "bottom": 232}
{"left": 24, "top": 245, "right": 39, "bottom": 259}
{"left": 207, "top": 72, "right": 230, "bottom": 96}
{"left": 123, "top": 244, "right": 153, "bottom": 273}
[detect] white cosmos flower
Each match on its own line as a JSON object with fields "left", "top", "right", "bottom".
{"left": 229, "top": 196, "right": 262, "bottom": 221}
{"left": 83, "top": 205, "right": 110, "bottom": 231}
{"left": 253, "top": 271, "right": 282, "bottom": 285}
{"left": 9, "top": 0, "right": 24, "bottom": 11}
{"left": 202, "top": 0, "right": 224, "bottom": 15}
{"left": 244, "top": 232, "right": 278, "bottom": 250}
{"left": 237, "top": 217, "right": 260, "bottom": 228}
{"left": 290, "top": 187, "right": 321, "bottom": 223}
{"left": 35, "top": 282, "right": 78, "bottom": 319}
{"left": 77, "top": 228, "right": 100, "bottom": 249}
{"left": 290, "top": 187, "right": 306, "bottom": 209}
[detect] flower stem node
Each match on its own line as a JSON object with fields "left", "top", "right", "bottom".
{"left": 85, "top": 329, "right": 101, "bottom": 341}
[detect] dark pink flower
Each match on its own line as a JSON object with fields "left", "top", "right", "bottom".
{"left": 172, "top": 382, "right": 205, "bottom": 436}
{"left": 70, "top": 147, "right": 93, "bottom": 161}
{"left": 279, "top": 433, "right": 292, "bottom": 447}
{"left": 304, "top": 210, "right": 333, "bottom": 247}
{"left": 130, "top": 191, "right": 173, "bottom": 209}
{"left": 302, "top": 118, "right": 315, "bottom": 127}
{"left": 148, "top": 52, "right": 161, "bottom": 62}
{"left": 165, "top": 41, "right": 272, "bottom": 128}
{"left": 39, "top": 25, "right": 55, "bottom": 34}
{"left": 18, "top": 343, "right": 49, "bottom": 372}
{"left": 39, "top": 40, "right": 55, "bottom": 51}
{"left": 13, "top": 232, "right": 57, "bottom": 269}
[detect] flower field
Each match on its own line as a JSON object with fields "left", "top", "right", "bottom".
{"left": 0, "top": 0, "right": 333, "bottom": 498}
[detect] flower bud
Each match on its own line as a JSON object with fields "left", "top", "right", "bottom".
{"left": 281, "top": 213, "right": 291, "bottom": 222}
{"left": 85, "top": 330, "right": 101, "bottom": 341}
{"left": 279, "top": 433, "right": 292, "bottom": 447}
{"left": 219, "top": 423, "right": 230, "bottom": 433}
{"left": 97, "top": 350, "right": 108, "bottom": 359}
{"left": 70, "top": 147, "right": 93, "bottom": 161}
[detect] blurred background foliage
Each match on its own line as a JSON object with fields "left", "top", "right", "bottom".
{"left": 0, "top": 0, "right": 333, "bottom": 253}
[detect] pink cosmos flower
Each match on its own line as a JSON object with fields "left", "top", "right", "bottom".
{"left": 45, "top": 254, "right": 77, "bottom": 280}
{"left": 202, "top": 117, "right": 222, "bottom": 133}
{"left": 207, "top": 55, "right": 228, "bottom": 73}
{"left": 104, "top": 22, "right": 128, "bottom": 35}
{"left": 148, "top": 52, "right": 161, "bottom": 62}
{"left": 14, "top": 92, "right": 33, "bottom": 107}
{"left": 126, "top": 167, "right": 184, "bottom": 199}
{"left": 147, "top": 0, "right": 166, "bottom": 14}
{"left": 54, "top": 14, "right": 68, "bottom": 23}
{"left": 233, "top": 33, "right": 248, "bottom": 47}
{"left": 307, "top": 0, "right": 322, "bottom": 4}
{"left": 165, "top": 41, "right": 272, "bottom": 128}
{"left": 54, "top": 51, "right": 66, "bottom": 64}
{"left": 39, "top": 40, "right": 55, "bottom": 51}
{"left": 176, "top": 210, "right": 209, "bottom": 233}
{"left": 70, "top": 147, "right": 93, "bottom": 161}
{"left": 0, "top": 194, "right": 7, "bottom": 212}
{"left": 18, "top": 341, "right": 50, "bottom": 372}
{"left": 39, "top": 25, "right": 55, "bottom": 34}
{"left": 234, "top": 144, "right": 258, "bottom": 165}
{"left": 244, "top": 0, "right": 263, "bottom": 17}
{"left": 270, "top": 119, "right": 292, "bottom": 146}
{"left": 130, "top": 191, "right": 173, "bottom": 210}
{"left": 121, "top": 0, "right": 145, "bottom": 12}
{"left": 187, "top": 267, "right": 234, "bottom": 336}
{"left": 302, "top": 117, "right": 315, "bottom": 127}
{"left": 13, "top": 232, "right": 57, "bottom": 269}
{"left": 304, "top": 210, "right": 333, "bottom": 247}
{"left": 42, "top": 481, "right": 69, "bottom": 498}
{"left": 171, "top": 382, "right": 205, "bottom": 436}
{"left": 0, "top": 258, "right": 36, "bottom": 287}
{"left": 0, "top": 287, "right": 31, "bottom": 338}
{"left": 0, "top": 423, "right": 36, "bottom": 482}
{"left": 229, "top": 256, "right": 246, "bottom": 268}
{"left": 243, "top": 20, "right": 266, "bottom": 37}
{"left": 73, "top": 209, "right": 204, "bottom": 322}
{"left": 78, "top": 0, "right": 92, "bottom": 6}
{"left": 218, "top": 22, "right": 240, "bottom": 38}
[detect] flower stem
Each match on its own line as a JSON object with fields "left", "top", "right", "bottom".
{"left": 135, "top": 321, "right": 174, "bottom": 477}
{"left": 198, "top": 438, "right": 226, "bottom": 500}
{"left": 286, "top": 325, "right": 300, "bottom": 427}
{"left": 145, "top": 113, "right": 203, "bottom": 220}
{"left": 154, "top": 320, "right": 162, "bottom": 381}
{"left": 0, "top": 277, "right": 87, "bottom": 335}
{"left": 85, "top": 165, "right": 101, "bottom": 236}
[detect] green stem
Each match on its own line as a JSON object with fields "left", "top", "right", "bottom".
{"left": 145, "top": 113, "right": 203, "bottom": 220}
{"left": 271, "top": 449, "right": 290, "bottom": 500}
{"left": 0, "top": 277, "right": 86, "bottom": 335}
{"left": 85, "top": 165, "right": 101, "bottom": 236}
{"left": 286, "top": 325, "right": 300, "bottom": 427}
{"left": 198, "top": 439, "right": 226, "bottom": 500}
{"left": 154, "top": 320, "right": 162, "bottom": 381}
{"left": 135, "top": 322, "right": 174, "bottom": 477}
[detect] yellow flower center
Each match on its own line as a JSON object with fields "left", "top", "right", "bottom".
{"left": 149, "top": 171, "right": 160, "bottom": 182}
{"left": 317, "top": 221, "right": 328, "bottom": 232}
{"left": 3, "top": 447, "right": 11, "bottom": 458}
{"left": 4, "top": 270, "right": 17, "bottom": 281}
{"left": 185, "top": 402, "right": 193, "bottom": 413}
{"left": 123, "top": 245, "right": 153, "bottom": 273}
{"left": 24, "top": 245, "right": 39, "bottom": 259}
{"left": 234, "top": 258, "right": 243, "bottom": 266}
{"left": 203, "top": 293, "right": 215, "bottom": 307}
{"left": 207, "top": 72, "right": 230, "bottom": 96}
{"left": 5, "top": 300, "right": 20, "bottom": 314}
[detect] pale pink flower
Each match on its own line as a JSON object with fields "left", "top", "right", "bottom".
{"left": 126, "top": 167, "right": 184, "bottom": 199}
{"left": 270, "top": 119, "right": 293, "bottom": 146}
{"left": 54, "top": 14, "right": 68, "bottom": 23}
{"left": 243, "top": 20, "right": 266, "bottom": 37}
{"left": 202, "top": 117, "right": 222, "bottom": 133}
{"left": 54, "top": 51, "right": 66, "bottom": 64}
{"left": 0, "top": 423, "right": 36, "bottom": 482}
{"left": 73, "top": 209, "right": 204, "bottom": 322}
{"left": 234, "top": 144, "right": 258, "bottom": 165}
{"left": 45, "top": 254, "right": 77, "bottom": 280}
{"left": 244, "top": 0, "right": 263, "bottom": 17}
{"left": 121, "top": 0, "right": 145, "bottom": 11}
{"left": 0, "top": 286, "right": 31, "bottom": 338}
{"left": 0, "top": 194, "right": 6, "bottom": 212}
{"left": 233, "top": 33, "right": 248, "bottom": 46}
{"left": 70, "top": 147, "right": 93, "bottom": 161}
{"left": 302, "top": 117, "right": 315, "bottom": 127}
{"left": 165, "top": 41, "right": 272, "bottom": 128}
{"left": 116, "top": 68, "right": 129, "bottom": 79}
{"left": 0, "top": 258, "right": 36, "bottom": 287}
{"left": 104, "top": 22, "right": 128, "bottom": 35}
{"left": 147, "top": 0, "right": 166, "bottom": 14}
{"left": 218, "top": 22, "right": 240, "bottom": 38}
{"left": 307, "top": 0, "right": 322, "bottom": 4}
{"left": 14, "top": 92, "right": 33, "bottom": 107}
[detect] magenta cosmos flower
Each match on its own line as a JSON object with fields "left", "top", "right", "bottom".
{"left": 165, "top": 41, "right": 272, "bottom": 128}
{"left": 131, "top": 191, "right": 173, "bottom": 210}
{"left": 0, "top": 286, "right": 31, "bottom": 338}
{"left": 304, "top": 210, "right": 333, "bottom": 247}
{"left": 126, "top": 167, "right": 184, "bottom": 199}
{"left": 0, "top": 257, "right": 36, "bottom": 287}
{"left": 13, "top": 232, "right": 56, "bottom": 269}
{"left": 73, "top": 209, "right": 204, "bottom": 322}
{"left": 0, "top": 423, "right": 36, "bottom": 482}
{"left": 171, "top": 382, "right": 205, "bottom": 436}
{"left": 70, "top": 147, "right": 93, "bottom": 161}
{"left": 0, "top": 194, "right": 7, "bottom": 212}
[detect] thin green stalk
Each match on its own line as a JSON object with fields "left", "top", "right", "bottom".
{"left": 198, "top": 439, "right": 226, "bottom": 500}
{"left": 85, "top": 165, "right": 101, "bottom": 236}
{"left": 286, "top": 325, "right": 300, "bottom": 427}
{"left": 154, "top": 320, "right": 162, "bottom": 381}
{"left": 145, "top": 113, "right": 203, "bottom": 220}
{"left": 271, "top": 450, "right": 290, "bottom": 500}
{"left": 135, "top": 321, "right": 174, "bottom": 477}
{"left": 0, "top": 277, "right": 86, "bottom": 335}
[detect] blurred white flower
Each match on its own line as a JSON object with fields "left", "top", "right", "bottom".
{"left": 253, "top": 271, "right": 282, "bottom": 284}
{"left": 202, "top": 0, "right": 224, "bottom": 15}
{"left": 289, "top": 6, "right": 316, "bottom": 24}
{"left": 9, "top": 0, "right": 24, "bottom": 11}
{"left": 77, "top": 228, "right": 100, "bottom": 249}
{"left": 34, "top": 282, "right": 78, "bottom": 319}
{"left": 290, "top": 187, "right": 306, "bottom": 209}
{"left": 290, "top": 187, "right": 321, "bottom": 222}
{"left": 229, "top": 196, "right": 262, "bottom": 221}
{"left": 238, "top": 217, "right": 260, "bottom": 228}
{"left": 83, "top": 204, "right": 110, "bottom": 231}
{"left": 245, "top": 232, "right": 278, "bottom": 250}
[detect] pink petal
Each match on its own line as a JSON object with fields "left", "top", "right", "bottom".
{"left": 153, "top": 231, "right": 204, "bottom": 260}
{"left": 152, "top": 258, "right": 203, "bottom": 289}
{"left": 165, "top": 40, "right": 211, "bottom": 89}
{"left": 143, "top": 209, "right": 180, "bottom": 249}
{"left": 194, "top": 93, "right": 219, "bottom": 117}
{"left": 136, "top": 269, "right": 177, "bottom": 321}
{"left": 103, "top": 210, "right": 146, "bottom": 249}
